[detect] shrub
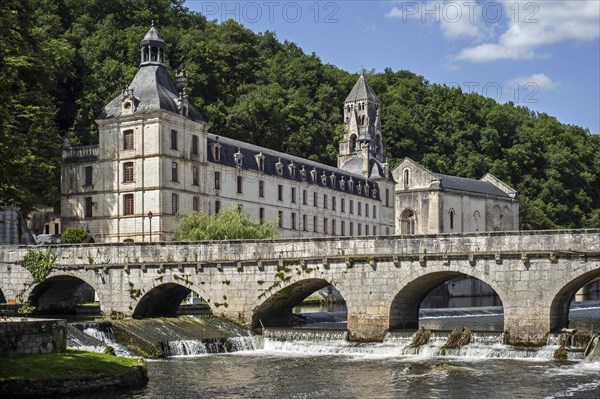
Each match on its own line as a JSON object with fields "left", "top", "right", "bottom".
{"left": 61, "top": 227, "right": 89, "bottom": 243}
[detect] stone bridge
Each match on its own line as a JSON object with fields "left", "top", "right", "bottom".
{"left": 1, "top": 230, "right": 599, "bottom": 344}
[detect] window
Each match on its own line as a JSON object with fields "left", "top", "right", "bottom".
{"left": 291, "top": 187, "right": 296, "bottom": 203}
{"left": 350, "top": 200, "right": 354, "bottom": 214}
{"left": 256, "top": 152, "right": 265, "bottom": 171}
{"left": 124, "top": 194, "right": 134, "bottom": 216}
{"left": 278, "top": 184, "right": 283, "bottom": 201}
{"left": 83, "top": 166, "right": 93, "bottom": 187}
{"left": 123, "top": 130, "right": 134, "bottom": 150}
{"left": 278, "top": 211, "right": 284, "bottom": 227}
{"left": 214, "top": 171, "right": 221, "bottom": 190}
{"left": 365, "top": 184, "right": 370, "bottom": 196}
{"left": 358, "top": 201, "right": 362, "bottom": 216}
{"left": 172, "top": 193, "right": 178, "bottom": 214}
{"left": 358, "top": 223, "right": 362, "bottom": 235}
{"left": 259, "top": 207, "right": 265, "bottom": 224}
{"left": 301, "top": 166, "right": 307, "bottom": 180}
{"left": 350, "top": 222, "right": 354, "bottom": 236}
{"left": 373, "top": 205, "right": 377, "bottom": 219}
{"left": 123, "top": 162, "right": 134, "bottom": 183}
{"left": 341, "top": 221, "right": 345, "bottom": 236}
{"left": 170, "top": 129, "right": 178, "bottom": 150}
{"left": 339, "top": 177, "right": 346, "bottom": 190}
{"left": 193, "top": 196, "right": 199, "bottom": 211}
{"left": 192, "top": 166, "right": 199, "bottom": 186}
{"left": 404, "top": 169, "right": 410, "bottom": 190}
{"left": 329, "top": 174, "right": 336, "bottom": 187}
{"left": 366, "top": 203, "right": 369, "bottom": 217}
{"left": 341, "top": 198, "right": 345, "bottom": 213}
{"left": 291, "top": 213, "right": 296, "bottom": 230}
{"left": 332, "top": 196, "right": 336, "bottom": 211}
{"left": 385, "top": 189, "right": 390, "bottom": 207}
{"left": 313, "top": 192, "right": 318, "bottom": 207}
{"left": 313, "top": 215, "right": 318, "bottom": 232}
{"left": 192, "top": 135, "right": 199, "bottom": 155}
{"left": 85, "top": 197, "right": 93, "bottom": 218}
{"left": 234, "top": 148, "right": 243, "bottom": 166}
{"left": 450, "top": 209, "right": 455, "bottom": 230}
{"left": 310, "top": 168, "right": 317, "bottom": 182}
{"left": 366, "top": 225, "right": 370, "bottom": 235}
{"left": 302, "top": 190, "right": 307, "bottom": 205}
{"left": 321, "top": 172, "right": 328, "bottom": 185}
{"left": 349, "top": 178, "right": 354, "bottom": 192}
{"left": 373, "top": 226, "right": 377, "bottom": 235}
{"left": 324, "top": 194, "right": 328, "bottom": 209}
{"left": 215, "top": 200, "right": 221, "bottom": 214}
{"left": 358, "top": 183, "right": 362, "bottom": 195}
{"left": 171, "top": 162, "right": 178, "bottom": 182}
{"left": 332, "top": 219, "right": 336, "bottom": 235}
{"left": 214, "top": 144, "right": 221, "bottom": 161}
{"left": 259, "top": 181, "right": 264, "bottom": 198}
{"left": 324, "top": 218, "right": 328, "bottom": 234}
{"left": 275, "top": 158, "right": 284, "bottom": 175}
{"left": 401, "top": 209, "right": 416, "bottom": 235}
{"left": 237, "top": 175, "right": 243, "bottom": 194}
{"left": 288, "top": 162, "right": 296, "bottom": 177}
{"left": 303, "top": 214, "right": 307, "bottom": 231}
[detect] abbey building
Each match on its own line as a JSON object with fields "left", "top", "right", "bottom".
{"left": 61, "top": 26, "right": 518, "bottom": 242}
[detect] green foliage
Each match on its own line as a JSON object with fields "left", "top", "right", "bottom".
{"left": 61, "top": 227, "right": 89, "bottom": 243}
{"left": 1, "top": 0, "right": 598, "bottom": 229}
{"left": 16, "top": 248, "right": 56, "bottom": 282}
{"left": 17, "top": 303, "right": 36, "bottom": 316}
{"left": 174, "top": 206, "right": 278, "bottom": 241}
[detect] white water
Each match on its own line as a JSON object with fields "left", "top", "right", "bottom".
{"left": 164, "top": 336, "right": 262, "bottom": 357}
{"left": 68, "top": 324, "right": 134, "bottom": 357}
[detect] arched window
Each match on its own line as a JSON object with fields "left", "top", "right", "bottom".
{"left": 375, "top": 135, "right": 382, "bottom": 153}
{"left": 361, "top": 115, "right": 366, "bottom": 125}
{"left": 473, "top": 210, "right": 481, "bottom": 232}
{"left": 349, "top": 134, "right": 357, "bottom": 152}
{"left": 403, "top": 169, "right": 410, "bottom": 190}
{"left": 400, "top": 209, "right": 416, "bottom": 235}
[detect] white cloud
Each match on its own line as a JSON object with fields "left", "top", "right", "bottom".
{"left": 455, "top": 0, "right": 600, "bottom": 63}
{"left": 509, "top": 73, "right": 560, "bottom": 91}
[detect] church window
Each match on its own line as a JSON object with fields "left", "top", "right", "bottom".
{"left": 236, "top": 176, "right": 243, "bottom": 194}
{"left": 170, "top": 130, "right": 178, "bottom": 150}
{"left": 234, "top": 148, "right": 243, "bottom": 166}
{"left": 288, "top": 162, "right": 296, "bottom": 177}
{"left": 449, "top": 209, "right": 455, "bottom": 230}
{"left": 193, "top": 196, "right": 199, "bottom": 211}
{"left": 123, "top": 130, "right": 134, "bottom": 150}
{"left": 404, "top": 169, "right": 410, "bottom": 190}
{"left": 275, "top": 158, "right": 284, "bottom": 175}
{"left": 172, "top": 194, "right": 179, "bottom": 214}
{"left": 84, "top": 166, "right": 93, "bottom": 186}
{"left": 192, "top": 166, "right": 199, "bottom": 186}
{"left": 258, "top": 180, "right": 264, "bottom": 198}
{"left": 400, "top": 209, "right": 416, "bottom": 235}
{"left": 171, "top": 162, "right": 178, "bottom": 182}
{"left": 255, "top": 152, "right": 265, "bottom": 171}
{"left": 123, "top": 194, "right": 134, "bottom": 216}
{"left": 192, "top": 135, "right": 199, "bottom": 155}
{"left": 123, "top": 162, "right": 134, "bottom": 183}
{"left": 85, "top": 197, "right": 93, "bottom": 219}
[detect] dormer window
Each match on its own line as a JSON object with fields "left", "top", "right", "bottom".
{"left": 288, "top": 161, "right": 296, "bottom": 177}
{"left": 372, "top": 187, "right": 378, "bottom": 199}
{"left": 321, "top": 172, "right": 328, "bottom": 185}
{"left": 365, "top": 184, "right": 370, "bottom": 196}
{"left": 213, "top": 143, "right": 221, "bottom": 161}
{"left": 255, "top": 152, "right": 265, "bottom": 171}
{"left": 310, "top": 168, "right": 317, "bottom": 182}
{"left": 233, "top": 148, "right": 243, "bottom": 167}
{"left": 348, "top": 178, "right": 354, "bottom": 192}
{"left": 329, "top": 173, "right": 336, "bottom": 187}
{"left": 121, "top": 88, "right": 137, "bottom": 114}
{"left": 357, "top": 182, "right": 363, "bottom": 195}
{"left": 275, "top": 158, "right": 284, "bottom": 175}
{"left": 300, "top": 166, "right": 307, "bottom": 180}
{"left": 339, "top": 177, "right": 346, "bottom": 190}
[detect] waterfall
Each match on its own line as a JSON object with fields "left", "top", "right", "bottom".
{"left": 162, "top": 336, "right": 263, "bottom": 357}
{"left": 67, "top": 322, "right": 135, "bottom": 357}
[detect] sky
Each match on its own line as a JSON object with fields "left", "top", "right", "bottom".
{"left": 185, "top": 0, "right": 600, "bottom": 134}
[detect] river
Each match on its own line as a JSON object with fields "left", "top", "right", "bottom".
{"left": 70, "top": 298, "right": 600, "bottom": 399}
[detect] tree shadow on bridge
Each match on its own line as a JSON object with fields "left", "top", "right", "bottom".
{"left": 390, "top": 272, "right": 504, "bottom": 332}
{"left": 29, "top": 276, "right": 98, "bottom": 316}
{"left": 252, "top": 278, "right": 347, "bottom": 329}
{"left": 133, "top": 283, "right": 211, "bottom": 318}
{"left": 551, "top": 269, "right": 600, "bottom": 333}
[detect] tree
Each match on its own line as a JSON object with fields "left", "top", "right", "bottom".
{"left": 174, "top": 207, "right": 278, "bottom": 241}
{"left": 61, "top": 227, "right": 89, "bottom": 243}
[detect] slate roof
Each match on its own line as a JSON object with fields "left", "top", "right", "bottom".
{"left": 207, "top": 133, "right": 381, "bottom": 200}
{"left": 435, "top": 173, "right": 510, "bottom": 198}
{"left": 141, "top": 26, "right": 164, "bottom": 44}
{"left": 345, "top": 74, "right": 380, "bottom": 103}
{"left": 96, "top": 64, "right": 205, "bottom": 123}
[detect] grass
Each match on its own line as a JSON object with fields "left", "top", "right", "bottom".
{"left": 0, "top": 350, "right": 140, "bottom": 381}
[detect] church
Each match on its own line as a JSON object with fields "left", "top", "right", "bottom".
{"left": 60, "top": 25, "right": 518, "bottom": 243}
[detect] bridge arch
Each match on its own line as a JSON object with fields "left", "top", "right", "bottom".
{"left": 252, "top": 278, "right": 348, "bottom": 328}
{"left": 0, "top": 288, "right": 5, "bottom": 304}
{"left": 133, "top": 282, "right": 212, "bottom": 318}
{"left": 28, "top": 275, "right": 101, "bottom": 315}
{"left": 549, "top": 268, "right": 600, "bottom": 332}
{"left": 389, "top": 270, "right": 505, "bottom": 331}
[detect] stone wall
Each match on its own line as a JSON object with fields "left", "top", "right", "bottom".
{"left": 0, "top": 319, "right": 67, "bottom": 357}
